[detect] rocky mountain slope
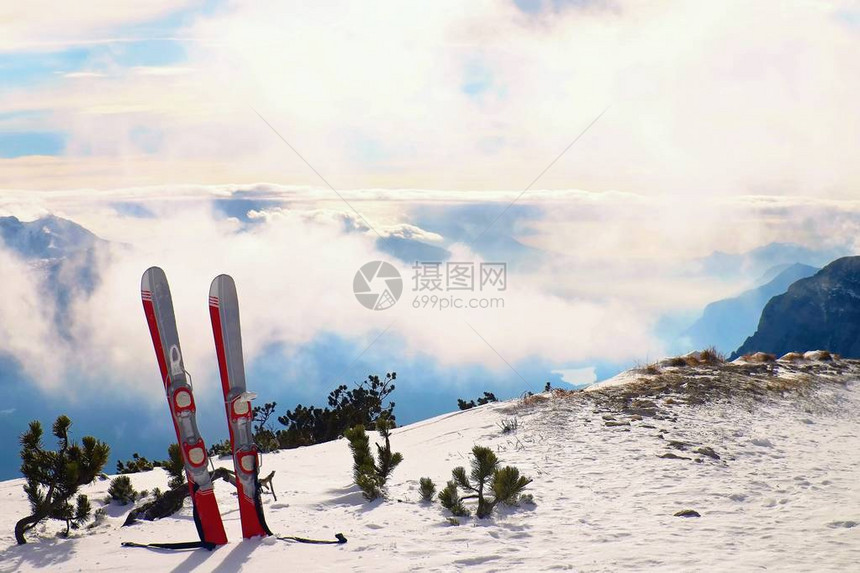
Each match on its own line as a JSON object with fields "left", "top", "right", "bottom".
{"left": 733, "top": 256, "right": 860, "bottom": 359}
{"left": 684, "top": 262, "right": 818, "bottom": 353}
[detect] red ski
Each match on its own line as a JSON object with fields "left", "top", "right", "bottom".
{"left": 140, "top": 267, "right": 228, "bottom": 548}
{"left": 209, "top": 274, "right": 271, "bottom": 539}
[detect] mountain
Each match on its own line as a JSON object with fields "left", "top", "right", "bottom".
{"left": 696, "top": 242, "right": 848, "bottom": 280}
{"left": 0, "top": 215, "right": 102, "bottom": 260}
{"left": 753, "top": 262, "right": 798, "bottom": 287}
{"left": 0, "top": 215, "right": 106, "bottom": 316}
{"left": 0, "top": 215, "right": 113, "bottom": 480}
{"left": 683, "top": 263, "right": 818, "bottom": 353}
{"left": 732, "top": 256, "right": 860, "bottom": 358}
{"left": 1, "top": 356, "right": 858, "bottom": 570}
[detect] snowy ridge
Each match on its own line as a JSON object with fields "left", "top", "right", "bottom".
{"left": 1, "top": 358, "right": 859, "bottom": 571}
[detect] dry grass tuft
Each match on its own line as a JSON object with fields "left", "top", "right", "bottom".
{"left": 779, "top": 352, "right": 805, "bottom": 362}
{"left": 742, "top": 352, "right": 777, "bottom": 363}
{"left": 805, "top": 350, "right": 836, "bottom": 361}
{"left": 699, "top": 346, "right": 726, "bottom": 364}
{"left": 638, "top": 363, "right": 661, "bottom": 375}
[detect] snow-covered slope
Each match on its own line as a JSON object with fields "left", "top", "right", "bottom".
{"left": 1, "top": 358, "right": 859, "bottom": 572}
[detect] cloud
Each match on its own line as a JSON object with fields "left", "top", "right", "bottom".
{"left": 0, "top": 195, "right": 664, "bottom": 402}
{"left": 378, "top": 223, "right": 444, "bottom": 243}
{"left": 1, "top": 1, "right": 858, "bottom": 195}
{"left": 62, "top": 72, "right": 107, "bottom": 79}
{"left": 1, "top": 181, "right": 858, "bottom": 409}
{"left": 0, "top": 2, "right": 199, "bottom": 52}
{"left": 131, "top": 66, "right": 195, "bottom": 76}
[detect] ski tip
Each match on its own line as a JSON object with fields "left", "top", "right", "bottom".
{"left": 141, "top": 266, "right": 167, "bottom": 290}
{"left": 209, "top": 274, "right": 236, "bottom": 296}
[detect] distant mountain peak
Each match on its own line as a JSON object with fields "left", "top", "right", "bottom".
{"left": 732, "top": 256, "right": 860, "bottom": 359}
{"left": 0, "top": 214, "right": 102, "bottom": 260}
{"left": 682, "top": 262, "right": 819, "bottom": 354}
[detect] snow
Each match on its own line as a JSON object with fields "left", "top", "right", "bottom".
{"left": 2, "top": 362, "right": 860, "bottom": 572}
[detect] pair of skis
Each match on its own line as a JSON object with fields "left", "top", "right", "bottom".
{"left": 131, "top": 268, "right": 273, "bottom": 548}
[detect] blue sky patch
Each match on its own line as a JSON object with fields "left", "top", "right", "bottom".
{"left": 0, "top": 132, "right": 66, "bottom": 158}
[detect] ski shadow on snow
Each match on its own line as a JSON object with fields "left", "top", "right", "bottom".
{"left": 167, "top": 545, "right": 219, "bottom": 573}
{"left": 323, "top": 484, "right": 384, "bottom": 513}
{"left": 207, "top": 538, "right": 259, "bottom": 573}
{"left": 168, "top": 538, "right": 260, "bottom": 573}
{"left": 0, "top": 536, "right": 77, "bottom": 571}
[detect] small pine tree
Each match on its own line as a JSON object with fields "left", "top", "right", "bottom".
{"left": 164, "top": 443, "right": 186, "bottom": 490}
{"left": 344, "top": 417, "right": 403, "bottom": 501}
{"left": 419, "top": 477, "right": 436, "bottom": 503}
{"left": 116, "top": 452, "right": 154, "bottom": 474}
{"left": 207, "top": 438, "right": 232, "bottom": 458}
{"left": 15, "top": 415, "right": 110, "bottom": 544}
{"left": 252, "top": 401, "right": 280, "bottom": 452}
{"left": 457, "top": 391, "right": 498, "bottom": 410}
{"left": 446, "top": 445, "right": 532, "bottom": 519}
{"left": 438, "top": 481, "right": 469, "bottom": 516}
{"left": 108, "top": 475, "right": 138, "bottom": 505}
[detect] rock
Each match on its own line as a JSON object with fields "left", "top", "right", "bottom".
{"left": 659, "top": 453, "right": 690, "bottom": 460}
{"left": 605, "top": 420, "right": 630, "bottom": 427}
{"left": 674, "top": 509, "right": 700, "bottom": 518}
{"left": 623, "top": 407, "right": 659, "bottom": 417}
{"left": 667, "top": 440, "right": 689, "bottom": 451}
{"left": 629, "top": 414, "right": 643, "bottom": 421}
{"left": 602, "top": 414, "right": 616, "bottom": 421}
{"left": 694, "top": 446, "right": 720, "bottom": 460}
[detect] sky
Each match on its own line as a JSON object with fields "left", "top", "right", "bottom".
{"left": 1, "top": 0, "right": 860, "bottom": 477}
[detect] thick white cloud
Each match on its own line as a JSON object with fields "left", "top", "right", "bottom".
{"left": 0, "top": 196, "right": 660, "bottom": 400}
{"left": 2, "top": 1, "right": 859, "bottom": 195}
{"left": 2, "top": 184, "right": 858, "bottom": 401}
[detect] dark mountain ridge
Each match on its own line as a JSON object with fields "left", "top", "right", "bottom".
{"left": 732, "top": 256, "right": 860, "bottom": 359}
{"left": 684, "top": 263, "right": 818, "bottom": 354}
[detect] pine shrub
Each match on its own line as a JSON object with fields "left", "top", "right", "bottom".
{"left": 443, "top": 445, "right": 532, "bottom": 519}
{"left": 278, "top": 373, "right": 396, "bottom": 449}
{"left": 164, "top": 443, "right": 186, "bottom": 489}
{"left": 207, "top": 438, "right": 232, "bottom": 458}
{"left": 116, "top": 452, "right": 155, "bottom": 474}
{"left": 15, "top": 415, "right": 110, "bottom": 544}
{"left": 419, "top": 477, "right": 436, "bottom": 503}
{"left": 108, "top": 475, "right": 138, "bottom": 505}
{"left": 438, "top": 481, "right": 469, "bottom": 516}
{"left": 252, "top": 401, "right": 280, "bottom": 453}
{"left": 344, "top": 416, "right": 403, "bottom": 501}
{"left": 457, "top": 391, "right": 498, "bottom": 410}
